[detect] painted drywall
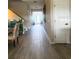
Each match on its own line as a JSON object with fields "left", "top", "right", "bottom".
{"left": 8, "top": 9, "right": 20, "bottom": 21}
{"left": 44, "top": 0, "right": 53, "bottom": 42}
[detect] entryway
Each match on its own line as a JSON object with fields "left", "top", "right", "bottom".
{"left": 31, "top": 11, "right": 44, "bottom": 25}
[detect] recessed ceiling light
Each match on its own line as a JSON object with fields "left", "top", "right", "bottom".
{"left": 33, "top": 1, "right": 37, "bottom": 3}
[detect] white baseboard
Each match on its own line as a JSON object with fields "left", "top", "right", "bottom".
{"left": 45, "top": 32, "right": 71, "bottom": 44}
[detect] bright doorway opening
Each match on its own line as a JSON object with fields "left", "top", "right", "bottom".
{"left": 31, "top": 11, "right": 44, "bottom": 25}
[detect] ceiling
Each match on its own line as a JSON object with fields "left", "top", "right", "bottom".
{"left": 9, "top": 0, "right": 45, "bottom": 19}
{"left": 22, "top": 0, "right": 45, "bottom": 10}
{"left": 22, "top": 0, "right": 44, "bottom": 2}
{"left": 9, "top": 0, "right": 45, "bottom": 10}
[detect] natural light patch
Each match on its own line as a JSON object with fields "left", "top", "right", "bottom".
{"left": 31, "top": 11, "right": 44, "bottom": 24}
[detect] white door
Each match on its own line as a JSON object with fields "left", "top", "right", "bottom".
{"left": 53, "top": 0, "right": 71, "bottom": 43}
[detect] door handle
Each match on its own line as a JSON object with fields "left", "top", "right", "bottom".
{"left": 65, "top": 23, "right": 68, "bottom": 25}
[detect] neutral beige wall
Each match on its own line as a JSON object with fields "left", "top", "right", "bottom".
{"left": 50, "top": 0, "right": 55, "bottom": 42}
{"left": 45, "top": 0, "right": 53, "bottom": 42}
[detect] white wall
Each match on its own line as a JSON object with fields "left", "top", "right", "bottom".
{"left": 44, "top": 0, "right": 53, "bottom": 42}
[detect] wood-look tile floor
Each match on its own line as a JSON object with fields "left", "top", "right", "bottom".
{"left": 8, "top": 24, "right": 71, "bottom": 59}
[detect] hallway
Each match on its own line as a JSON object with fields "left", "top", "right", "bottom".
{"left": 8, "top": 24, "right": 71, "bottom": 59}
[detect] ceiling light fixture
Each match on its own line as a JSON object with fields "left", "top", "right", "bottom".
{"left": 33, "top": 1, "right": 37, "bottom": 3}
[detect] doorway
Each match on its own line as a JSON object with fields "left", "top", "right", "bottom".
{"left": 31, "top": 11, "right": 44, "bottom": 25}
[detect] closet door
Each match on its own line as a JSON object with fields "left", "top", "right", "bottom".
{"left": 53, "top": 0, "right": 71, "bottom": 43}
